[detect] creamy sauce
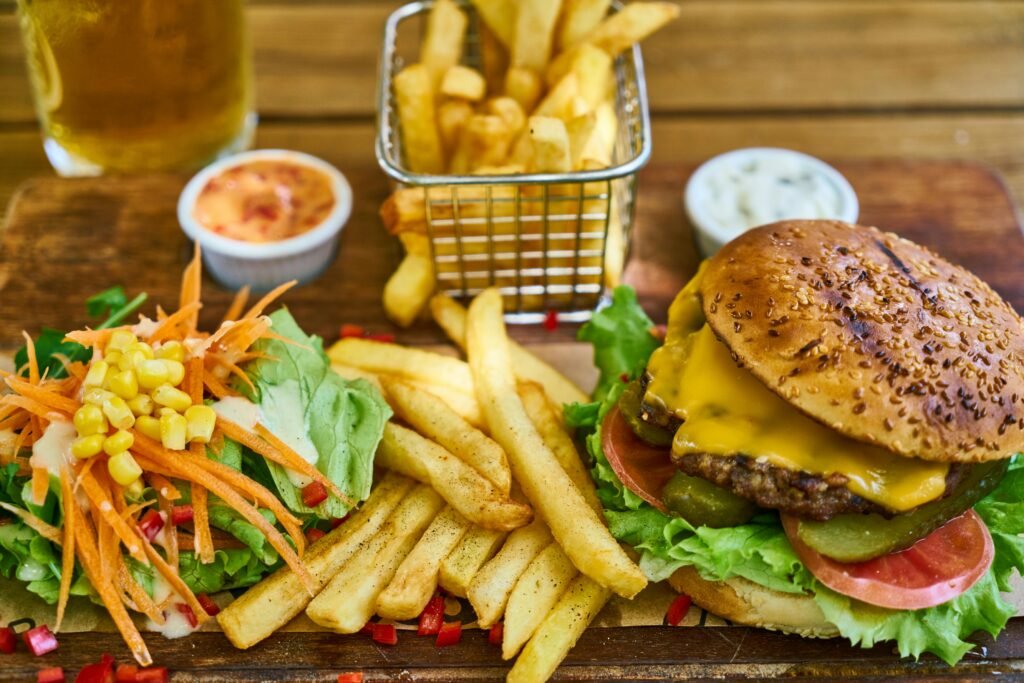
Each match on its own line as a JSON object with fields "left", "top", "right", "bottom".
{"left": 211, "top": 396, "right": 262, "bottom": 430}
{"left": 696, "top": 151, "right": 848, "bottom": 240}
{"left": 257, "top": 380, "right": 319, "bottom": 487}
{"left": 192, "top": 160, "right": 336, "bottom": 243}
{"left": 644, "top": 269, "right": 949, "bottom": 512}
{"left": 146, "top": 575, "right": 198, "bottom": 639}
{"left": 29, "top": 421, "right": 75, "bottom": 490}
{"left": 131, "top": 316, "right": 161, "bottom": 339}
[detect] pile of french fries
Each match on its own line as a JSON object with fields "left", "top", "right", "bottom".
{"left": 381, "top": 0, "right": 681, "bottom": 327}
{"left": 217, "top": 291, "right": 648, "bottom": 682}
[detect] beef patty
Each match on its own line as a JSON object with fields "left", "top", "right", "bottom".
{"left": 673, "top": 452, "right": 967, "bottom": 521}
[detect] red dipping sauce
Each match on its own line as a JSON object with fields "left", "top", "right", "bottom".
{"left": 192, "top": 160, "right": 336, "bottom": 243}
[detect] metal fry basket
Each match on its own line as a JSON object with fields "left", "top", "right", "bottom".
{"left": 376, "top": 1, "right": 652, "bottom": 323}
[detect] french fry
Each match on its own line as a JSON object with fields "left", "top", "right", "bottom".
{"left": 393, "top": 64, "right": 445, "bottom": 174}
{"left": 534, "top": 74, "right": 580, "bottom": 120}
{"left": 518, "top": 381, "right": 602, "bottom": 516}
{"left": 511, "top": 0, "right": 563, "bottom": 72}
{"left": 441, "top": 65, "right": 486, "bottom": 102}
{"left": 438, "top": 99, "right": 475, "bottom": 160}
{"left": 558, "top": 0, "right": 613, "bottom": 50}
{"left": 484, "top": 97, "right": 527, "bottom": 140}
{"left": 502, "top": 543, "right": 579, "bottom": 659}
{"left": 570, "top": 43, "right": 613, "bottom": 109}
{"left": 327, "top": 337, "right": 475, "bottom": 396}
{"left": 450, "top": 114, "right": 513, "bottom": 175}
{"left": 505, "top": 67, "right": 543, "bottom": 114}
{"left": 588, "top": 2, "right": 681, "bottom": 56}
{"left": 567, "top": 112, "right": 598, "bottom": 170}
{"left": 383, "top": 249, "right": 434, "bottom": 327}
{"left": 506, "top": 575, "right": 612, "bottom": 682}
{"left": 217, "top": 472, "right": 415, "bottom": 649}
{"left": 421, "top": 0, "right": 468, "bottom": 88}
{"left": 376, "top": 506, "right": 471, "bottom": 621}
{"left": 469, "top": 0, "right": 515, "bottom": 48}
{"left": 381, "top": 377, "right": 511, "bottom": 494}
{"left": 306, "top": 484, "right": 444, "bottom": 632}
{"left": 480, "top": 22, "right": 509, "bottom": 95}
{"left": 376, "top": 422, "right": 532, "bottom": 531}
{"left": 528, "top": 116, "right": 572, "bottom": 173}
{"left": 429, "top": 293, "right": 589, "bottom": 408}
{"left": 467, "top": 289, "right": 646, "bottom": 598}
{"left": 439, "top": 525, "right": 508, "bottom": 597}
{"left": 467, "top": 518, "right": 553, "bottom": 628}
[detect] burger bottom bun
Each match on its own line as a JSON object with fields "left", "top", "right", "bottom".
{"left": 668, "top": 567, "right": 839, "bottom": 639}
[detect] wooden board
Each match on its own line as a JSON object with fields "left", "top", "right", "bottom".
{"left": 1, "top": 160, "right": 1024, "bottom": 681}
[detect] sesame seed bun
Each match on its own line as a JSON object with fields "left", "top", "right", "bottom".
{"left": 667, "top": 567, "right": 838, "bottom": 638}
{"left": 699, "top": 220, "right": 1024, "bottom": 463}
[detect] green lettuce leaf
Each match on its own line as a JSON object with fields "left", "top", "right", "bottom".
{"left": 208, "top": 505, "right": 280, "bottom": 566}
{"left": 178, "top": 548, "right": 275, "bottom": 595}
{"left": 578, "top": 286, "right": 660, "bottom": 402}
{"left": 243, "top": 308, "right": 391, "bottom": 520}
{"left": 572, "top": 285, "right": 1024, "bottom": 666}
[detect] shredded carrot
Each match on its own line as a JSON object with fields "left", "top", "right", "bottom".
{"left": 77, "top": 469, "right": 148, "bottom": 565}
{"left": 147, "top": 302, "right": 202, "bottom": 344}
{"left": 72, "top": 508, "right": 153, "bottom": 666}
{"left": 191, "top": 483, "right": 214, "bottom": 564}
{"left": 0, "top": 501, "right": 62, "bottom": 543}
{"left": 30, "top": 467, "right": 49, "bottom": 507}
{"left": 179, "top": 244, "right": 203, "bottom": 335}
{"left": 250, "top": 421, "right": 354, "bottom": 507}
{"left": 202, "top": 372, "right": 238, "bottom": 400}
{"left": 146, "top": 473, "right": 181, "bottom": 501}
{"left": 5, "top": 377, "right": 80, "bottom": 415}
{"left": 154, "top": 486, "right": 180, "bottom": 571}
{"left": 223, "top": 285, "right": 252, "bottom": 323}
{"left": 55, "top": 466, "right": 76, "bottom": 631}
{"left": 117, "top": 559, "right": 164, "bottom": 625}
{"left": 206, "top": 353, "right": 256, "bottom": 394}
{"left": 1, "top": 395, "right": 64, "bottom": 423}
{"left": 137, "top": 534, "right": 209, "bottom": 626}
{"left": 241, "top": 281, "right": 297, "bottom": 321}
{"left": 21, "top": 331, "right": 40, "bottom": 384}
{"left": 64, "top": 328, "right": 116, "bottom": 349}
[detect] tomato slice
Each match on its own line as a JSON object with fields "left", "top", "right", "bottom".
{"left": 782, "top": 509, "right": 993, "bottom": 610}
{"left": 601, "top": 406, "right": 677, "bottom": 513}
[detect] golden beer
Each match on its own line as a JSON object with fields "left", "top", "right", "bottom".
{"left": 17, "top": 0, "right": 254, "bottom": 175}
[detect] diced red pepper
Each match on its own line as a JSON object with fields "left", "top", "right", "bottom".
{"left": 137, "top": 509, "right": 164, "bottom": 542}
{"left": 306, "top": 528, "right": 326, "bottom": 544}
{"left": 176, "top": 603, "right": 198, "bottom": 629}
{"left": 23, "top": 625, "right": 58, "bottom": 656}
{"left": 302, "top": 481, "right": 328, "bottom": 508}
{"left": 488, "top": 622, "right": 503, "bottom": 646}
{"left": 337, "top": 674, "right": 363, "bottom": 683}
{"left": 364, "top": 332, "right": 396, "bottom": 343}
{"left": 135, "top": 668, "right": 168, "bottom": 683}
{"left": 74, "top": 654, "right": 114, "bottom": 683}
{"left": 37, "top": 667, "right": 65, "bottom": 683}
{"left": 666, "top": 594, "right": 692, "bottom": 626}
{"left": 371, "top": 623, "right": 397, "bottom": 646}
{"left": 196, "top": 593, "right": 221, "bottom": 617}
{"left": 417, "top": 595, "right": 444, "bottom": 636}
{"left": 114, "top": 664, "right": 138, "bottom": 682}
{"left": 435, "top": 621, "right": 462, "bottom": 647}
{"left": 340, "top": 324, "right": 366, "bottom": 339}
{"left": 543, "top": 310, "right": 559, "bottom": 331}
{"left": 0, "top": 626, "right": 15, "bottom": 654}
{"left": 360, "top": 622, "right": 374, "bottom": 635}
{"left": 170, "top": 505, "right": 194, "bottom": 526}
{"left": 330, "top": 514, "right": 350, "bottom": 529}
{"left": 620, "top": 372, "right": 630, "bottom": 383}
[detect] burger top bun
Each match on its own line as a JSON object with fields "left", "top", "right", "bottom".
{"left": 700, "top": 220, "right": 1024, "bottom": 463}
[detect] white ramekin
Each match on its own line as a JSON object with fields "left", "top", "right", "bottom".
{"left": 684, "top": 147, "right": 859, "bottom": 258}
{"left": 177, "top": 149, "right": 352, "bottom": 291}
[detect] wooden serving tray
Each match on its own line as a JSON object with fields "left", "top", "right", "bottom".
{"left": 1, "top": 161, "right": 1024, "bottom": 681}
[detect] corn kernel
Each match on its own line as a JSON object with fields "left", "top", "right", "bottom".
{"left": 162, "top": 360, "right": 186, "bottom": 387}
{"left": 152, "top": 384, "right": 191, "bottom": 412}
{"left": 127, "top": 342, "right": 155, "bottom": 360}
{"left": 83, "top": 387, "right": 114, "bottom": 407}
{"left": 185, "top": 405, "right": 216, "bottom": 444}
{"left": 108, "top": 452, "right": 142, "bottom": 486}
{"left": 118, "top": 350, "right": 148, "bottom": 372}
{"left": 71, "top": 434, "right": 105, "bottom": 459}
{"left": 136, "top": 359, "right": 170, "bottom": 390}
{"left": 155, "top": 341, "right": 185, "bottom": 363}
{"left": 124, "top": 478, "right": 145, "bottom": 500}
{"left": 102, "top": 396, "right": 135, "bottom": 430}
{"left": 103, "top": 350, "right": 123, "bottom": 367}
{"left": 107, "top": 330, "right": 137, "bottom": 352}
{"left": 83, "top": 361, "right": 110, "bottom": 388}
{"left": 73, "top": 404, "right": 108, "bottom": 437}
{"left": 160, "top": 412, "right": 188, "bottom": 451}
{"left": 136, "top": 415, "right": 162, "bottom": 441}
{"left": 108, "top": 370, "right": 139, "bottom": 400}
{"left": 127, "top": 393, "right": 155, "bottom": 417}
{"left": 158, "top": 407, "right": 177, "bottom": 417}
{"left": 103, "top": 429, "right": 135, "bottom": 456}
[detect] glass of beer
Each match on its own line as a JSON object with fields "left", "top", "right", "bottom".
{"left": 17, "top": 0, "right": 255, "bottom": 176}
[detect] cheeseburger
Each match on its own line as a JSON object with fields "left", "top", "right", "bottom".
{"left": 573, "top": 220, "right": 1024, "bottom": 664}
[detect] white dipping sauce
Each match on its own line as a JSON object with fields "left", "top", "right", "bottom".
{"left": 685, "top": 148, "right": 859, "bottom": 256}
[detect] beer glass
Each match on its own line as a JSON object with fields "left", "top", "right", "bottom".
{"left": 17, "top": 0, "right": 255, "bottom": 176}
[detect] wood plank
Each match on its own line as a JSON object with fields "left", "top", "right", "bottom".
{"left": 3, "top": 1, "right": 1024, "bottom": 123}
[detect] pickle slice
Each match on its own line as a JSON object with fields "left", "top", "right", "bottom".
{"left": 662, "top": 471, "right": 757, "bottom": 528}
{"left": 795, "top": 460, "right": 1008, "bottom": 563}
{"left": 619, "top": 379, "right": 674, "bottom": 447}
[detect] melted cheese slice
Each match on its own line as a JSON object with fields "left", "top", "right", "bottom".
{"left": 643, "top": 272, "right": 949, "bottom": 512}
